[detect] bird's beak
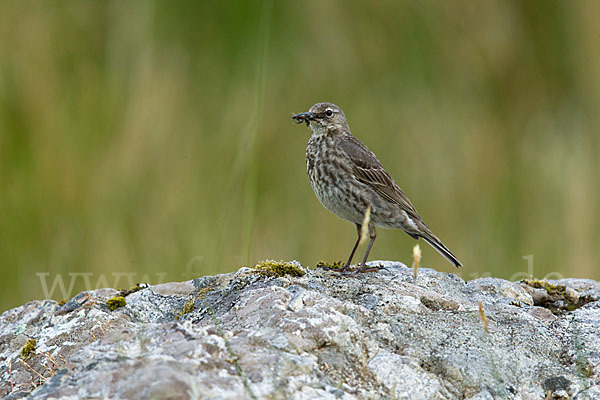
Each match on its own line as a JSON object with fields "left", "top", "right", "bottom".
{"left": 292, "top": 111, "right": 315, "bottom": 126}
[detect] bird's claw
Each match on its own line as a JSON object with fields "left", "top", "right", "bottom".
{"left": 330, "top": 264, "right": 387, "bottom": 277}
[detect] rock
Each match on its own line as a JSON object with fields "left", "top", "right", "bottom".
{"left": 1, "top": 261, "right": 600, "bottom": 399}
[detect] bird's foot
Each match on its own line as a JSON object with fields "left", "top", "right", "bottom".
{"left": 318, "top": 262, "right": 355, "bottom": 277}
{"left": 350, "top": 263, "right": 387, "bottom": 275}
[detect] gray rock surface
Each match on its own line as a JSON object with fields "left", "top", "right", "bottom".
{"left": 1, "top": 261, "right": 600, "bottom": 399}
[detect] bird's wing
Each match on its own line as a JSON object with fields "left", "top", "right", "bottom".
{"left": 339, "top": 134, "right": 462, "bottom": 268}
{"left": 338, "top": 135, "right": 421, "bottom": 220}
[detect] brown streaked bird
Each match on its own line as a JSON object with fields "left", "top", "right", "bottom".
{"left": 292, "top": 102, "right": 461, "bottom": 273}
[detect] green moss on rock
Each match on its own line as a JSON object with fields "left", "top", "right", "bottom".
{"left": 176, "top": 298, "right": 196, "bottom": 320}
{"left": 316, "top": 260, "right": 344, "bottom": 269}
{"left": 252, "top": 260, "right": 305, "bottom": 278}
{"left": 106, "top": 296, "right": 126, "bottom": 311}
{"left": 118, "top": 283, "right": 149, "bottom": 297}
{"left": 523, "top": 279, "right": 567, "bottom": 296}
{"left": 20, "top": 338, "right": 36, "bottom": 359}
{"left": 522, "top": 278, "right": 592, "bottom": 314}
{"left": 175, "top": 286, "right": 216, "bottom": 320}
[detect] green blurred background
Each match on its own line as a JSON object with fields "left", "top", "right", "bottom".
{"left": 1, "top": 1, "right": 599, "bottom": 311}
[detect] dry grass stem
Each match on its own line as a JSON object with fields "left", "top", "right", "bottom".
{"left": 18, "top": 359, "right": 47, "bottom": 382}
{"left": 412, "top": 244, "right": 421, "bottom": 280}
{"left": 478, "top": 301, "right": 489, "bottom": 333}
{"left": 41, "top": 352, "right": 60, "bottom": 369}
{"left": 9, "top": 360, "right": 14, "bottom": 391}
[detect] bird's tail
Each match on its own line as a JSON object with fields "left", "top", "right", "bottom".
{"left": 421, "top": 233, "right": 462, "bottom": 268}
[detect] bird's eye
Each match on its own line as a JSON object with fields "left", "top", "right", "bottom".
{"left": 325, "top": 109, "right": 333, "bottom": 117}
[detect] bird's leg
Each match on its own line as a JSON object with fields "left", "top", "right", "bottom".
{"left": 336, "top": 223, "right": 362, "bottom": 273}
{"left": 354, "top": 224, "right": 384, "bottom": 274}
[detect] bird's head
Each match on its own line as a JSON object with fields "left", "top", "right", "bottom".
{"left": 292, "top": 102, "right": 348, "bottom": 135}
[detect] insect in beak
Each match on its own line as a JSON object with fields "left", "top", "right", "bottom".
{"left": 292, "top": 111, "right": 315, "bottom": 126}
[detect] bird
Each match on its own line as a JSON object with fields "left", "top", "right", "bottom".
{"left": 292, "top": 102, "right": 461, "bottom": 273}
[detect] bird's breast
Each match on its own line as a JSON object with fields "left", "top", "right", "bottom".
{"left": 305, "top": 136, "right": 366, "bottom": 223}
